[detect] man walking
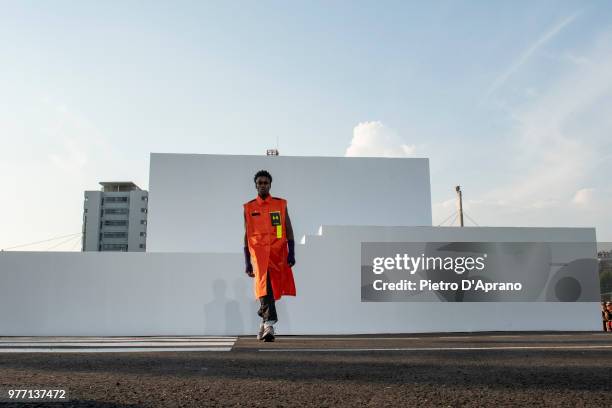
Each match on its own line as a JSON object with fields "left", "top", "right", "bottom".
{"left": 243, "top": 170, "right": 296, "bottom": 342}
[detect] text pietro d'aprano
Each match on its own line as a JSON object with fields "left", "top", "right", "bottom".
{"left": 370, "top": 253, "right": 523, "bottom": 293}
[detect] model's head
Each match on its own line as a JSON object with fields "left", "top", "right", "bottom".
{"left": 254, "top": 170, "right": 272, "bottom": 197}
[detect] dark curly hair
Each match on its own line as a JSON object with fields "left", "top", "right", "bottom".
{"left": 254, "top": 170, "right": 272, "bottom": 183}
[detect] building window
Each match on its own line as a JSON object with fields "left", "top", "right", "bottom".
{"left": 104, "top": 208, "right": 129, "bottom": 215}
{"left": 140, "top": 220, "right": 147, "bottom": 225}
{"left": 139, "top": 244, "right": 145, "bottom": 249}
{"left": 103, "top": 232, "right": 128, "bottom": 238}
{"left": 101, "top": 244, "right": 128, "bottom": 251}
{"left": 84, "top": 208, "right": 88, "bottom": 213}
{"left": 104, "top": 220, "right": 128, "bottom": 227}
{"left": 141, "top": 208, "right": 147, "bottom": 213}
{"left": 140, "top": 231, "right": 146, "bottom": 237}
{"left": 141, "top": 196, "right": 148, "bottom": 201}
{"left": 105, "top": 196, "right": 129, "bottom": 203}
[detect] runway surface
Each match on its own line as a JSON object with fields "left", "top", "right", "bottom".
{"left": 0, "top": 332, "right": 611, "bottom": 407}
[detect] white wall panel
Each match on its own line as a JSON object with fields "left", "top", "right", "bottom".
{"left": 146, "top": 154, "right": 432, "bottom": 252}
{"left": 0, "top": 226, "right": 599, "bottom": 336}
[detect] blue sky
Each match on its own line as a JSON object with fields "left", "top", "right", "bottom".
{"left": 1, "top": 0, "right": 611, "bottom": 249}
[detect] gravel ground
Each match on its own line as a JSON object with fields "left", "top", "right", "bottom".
{"left": 0, "top": 332, "right": 611, "bottom": 407}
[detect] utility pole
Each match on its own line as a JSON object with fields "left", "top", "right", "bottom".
{"left": 455, "top": 185, "right": 464, "bottom": 227}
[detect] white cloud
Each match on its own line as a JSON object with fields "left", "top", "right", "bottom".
{"left": 562, "top": 52, "right": 592, "bottom": 66}
{"left": 434, "top": 30, "right": 612, "bottom": 238}
{"left": 487, "top": 36, "right": 612, "bottom": 208}
{"left": 345, "top": 121, "right": 416, "bottom": 157}
{"left": 43, "top": 103, "right": 113, "bottom": 173}
{"left": 48, "top": 137, "right": 89, "bottom": 172}
{"left": 525, "top": 87, "right": 539, "bottom": 98}
{"left": 0, "top": 99, "right": 137, "bottom": 251}
{"left": 572, "top": 188, "right": 594, "bottom": 207}
{"left": 484, "top": 11, "right": 580, "bottom": 99}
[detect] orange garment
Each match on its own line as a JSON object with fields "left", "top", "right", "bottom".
{"left": 244, "top": 195, "right": 296, "bottom": 300}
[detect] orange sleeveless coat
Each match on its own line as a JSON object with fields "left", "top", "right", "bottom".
{"left": 244, "top": 195, "right": 296, "bottom": 300}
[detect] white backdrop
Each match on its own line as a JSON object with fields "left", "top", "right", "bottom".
{"left": 146, "top": 154, "right": 433, "bottom": 252}
{"left": 0, "top": 226, "right": 600, "bottom": 336}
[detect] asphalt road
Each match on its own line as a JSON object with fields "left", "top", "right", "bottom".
{"left": 0, "top": 332, "right": 611, "bottom": 407}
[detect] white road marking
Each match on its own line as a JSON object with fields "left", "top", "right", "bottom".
{"left": 486, "top": 335, "right": 523, "bottom": 338}
{"left": 0, "top": 336, "right": 236, "bottom": 353}
{"left": 0, "top": 347, "right": 232, "bottom": 353}
{"left": 438, "top": 334, "right": 601, "bottom": 339}
{"left": 259, "top": 345, "right": 612, "bottom": 352}
{"left": 0, "top": 337, "right": 237, "bottom": 342}
{"left": 437, "top": 336, "right": 474, "bottom": 339}
{"left": 264, "top": 334, "right": 606, "bottom": 341}
{"left": 0, "top": 342, "right": 235, "bottom": 347}
{"left": 271, "top": 337, "right": 423, "bottom": 341}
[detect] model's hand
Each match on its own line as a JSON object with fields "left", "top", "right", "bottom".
{"left": 287, "top": 239, "right": 296, "bottom": 267}
{"left": 244, "top": 246, "right": 254, "bottom": 277}
{"left": 245, "top": 264, "right": 254, "bottom": 277}
{"left": 287, "top": 253, "right": 295, "bottom": 267}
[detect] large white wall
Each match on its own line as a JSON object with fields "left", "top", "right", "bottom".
{"left": 0, "top": 226, "right": 600, "bottom": 336}
{"left": 146, "top": 154, "right": 432, "bottom": 252}
{"left": 293, "top": 226, "right": 600, "bottom": 333}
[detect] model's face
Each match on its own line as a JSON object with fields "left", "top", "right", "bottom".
{"left": 255, "top": 176, "right": 271, "bottom": 197}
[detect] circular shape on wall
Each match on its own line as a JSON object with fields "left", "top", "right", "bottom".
{"left": 554, "top": 277, "right": 582, "bottom": 302}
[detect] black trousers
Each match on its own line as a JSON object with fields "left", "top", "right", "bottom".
{"left": 257, "top": 272, "right": 277, "bottom": 322}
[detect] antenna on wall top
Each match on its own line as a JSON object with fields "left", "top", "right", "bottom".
{"left": 266, "top": 135, "right": 280, "bottom": 156}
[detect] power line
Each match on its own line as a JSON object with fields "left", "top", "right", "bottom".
{"left": 448, "top": 213, "right": 459, "bottom": 227}
{"left": 2, "top": 232, "right": 82, "bottom": 251}
{"left": 437, "top": 211, "right": 457, "bottom": 226}
{"left": 47, "top": 234, "right": 83, "bottom": 251}
{"left": 71, "top": 235, "right": 82, "bottom": 251}
{"left": 463, "top": 211, "right": 480, "bottom": 226}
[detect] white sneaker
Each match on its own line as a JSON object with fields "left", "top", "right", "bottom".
{"left": 256, "top": 322, "right": 265, "bottom": 341}
{"left": 262, "top": 325, "right": 275, "bottom": 342}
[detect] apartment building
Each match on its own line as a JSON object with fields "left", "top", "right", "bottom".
{"left": 82, "top": 182, "right": 148, "bottom": 251}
